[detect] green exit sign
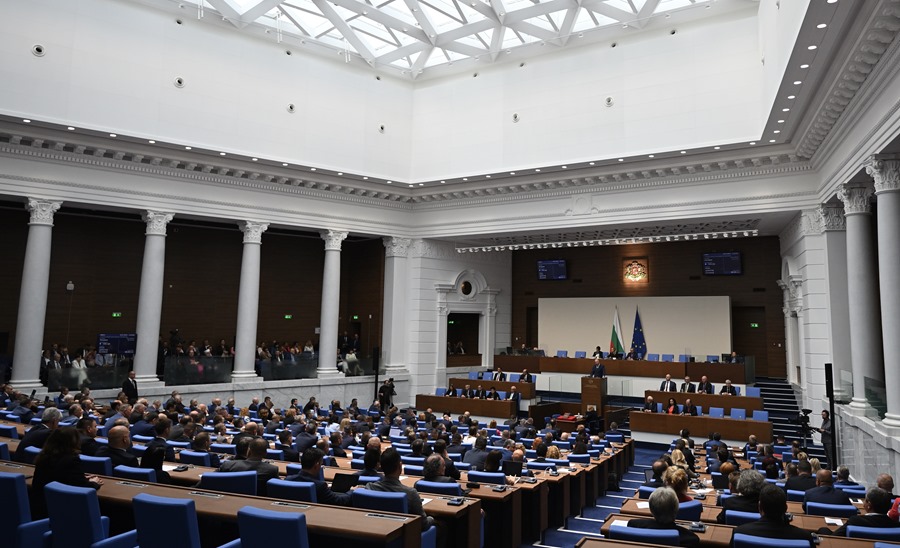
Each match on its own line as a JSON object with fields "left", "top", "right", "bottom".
{"left": 284, "top": 314, "right": 293, "bottom": 320}
{"left": 352, "top": 315, "right": 359, "bottom": 320}
{"left": 448, "top": 320, "right": 455, "bottom": 325}
{"left": 111, "top": 312, "right": 122, "bottom": 318}
{"left": 750, "top": 322, "right": 759, "bottom": 328}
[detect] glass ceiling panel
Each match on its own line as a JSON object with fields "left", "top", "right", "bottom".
{"left": 155, "top": 0, "right": 720, "bottom": 77}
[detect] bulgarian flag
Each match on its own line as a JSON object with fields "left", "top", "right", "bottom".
{"left": 609, "top": 307, "right": 625, "bottom": 355}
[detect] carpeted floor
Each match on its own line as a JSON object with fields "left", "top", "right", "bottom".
{"left": 530, "top": 446, "right": 662, "bottom": 548}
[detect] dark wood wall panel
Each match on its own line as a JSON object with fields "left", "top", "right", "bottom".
{"left": 0, "top": 209, "right": 384, "bottom": 358}
{"left": 510, "top": 236, "right": 786, "bottom": 378}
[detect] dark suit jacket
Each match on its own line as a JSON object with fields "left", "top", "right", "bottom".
{"left": 122, "top": 378, "right": 138, "bottom": 403}
{"left": 521, "top": 373, "right": 533, "bottom": 383}
{"left": 474, "top": 389, "right": 487, "bottom": 399}
{"left": 783, "top": 474, "right": 818, "bottom": 493}
{"left": 802, "top": 485, "right": 852, "bottom": 511}
{"left": 14, "top": 424, "right": 52, "bottom": 461}
{"left": 627, "top": 518, "right": 700, "bottom": 548}
{"left": 697, "top": 382, "right": 714, "bottom": 394}
{"left": 830, "top": 513, "right": 900, "bottom": 536}
{"left": 590, "top": 364, "right": 605, "bottom": 378}
{"left": 294, "top": 432, "right": 318, "bottom": 454}
{"left": 682, "top": 404, "right": 699, "bottom": 416}
{"left": 286, "top": 469, "right": 352, "bottom": 506}
{"left": 717, "top": 494, "right": 760, "bottom": 523}
{"left": 660, "top": 380, "right": 677, "bottom": 392}
{"left": 642, "top": 402, "right": 657, "bottom": 412}
{"left": 79, "top": 434, "right": 99, "bottom": 456}
{"left": 732, "top": 516, "right": 813, "bottom": 546}
{"left": 96, "top": 445, "right": 140, "bottom": 468}
{"left": 463, "top": 448, "right": 489, "bottom": 471}
{"left": 492, "top": 372, "right": 507, "bottom": 381}
{"left": 142, "top": 437, "right": 175, "bottom": 483}
{"left": 31, "top": 454, "right": 98, "bottom": 519}
{"left": 720, "top": 385, "right": 738, "bottom": 395}
{"left": 680, "top": 383, "right": 696, "bottom": 393}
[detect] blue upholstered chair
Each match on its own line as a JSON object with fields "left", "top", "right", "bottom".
{"left": 454, "top": 462, "right": 471, "bottom": 471}
{"left": 0, "top": 441, "right": 9, "bottom": 461}
{"left": 730, "top": 408, "right": 747, "bottom": 420}
{"left": 266, "top": 479, "right": 317, "bottom": 503}
{"left": 357, "top": 475, "right": 381, "bottom": 484}
{"left": 21, "top": 446, "right": 41, "bottom": 464}
{"left": 43, "top": 481, "right": 126, "bottom": 548}
{"left": 435, "top": 388, "right": 447, "bottom": 396}
{"left": 847, "top": 526, "right": 900, "bottom": 541}
{"left": 745, "top": 387, "right": 761, "bottom": 397}
{"left": 179, "top": 450, "right": 212, "bottom": 467}
{"left": 724, "top": 510, "right": 760, "bottom": 525}
{"left": 568, "top": 454, "right": 590, "bottom": 464}
{"left": 805, "top": 502, "right": 859, "bottom": 517}
{"left": 0, "top": 424, "right": 19, "bottom": 438}
{"left": 607, "top": 524, "right": 679, "bottom": 546}
{"left": 79, "top": 455, "right": 113, "bottom": 476}
{"left": 468, "top": 371, "right": 479, "bottom": 379}
{"left": 401, "top": 456, "right": 426, "bottom": 465}
{"left": 556, "top": 350, "right": 568, "bottom": 358}
{"left": 350, "top": 459, "right": 366, "bottom": 470}
{"left": 732, "top": 534, "right": 811, "bottom": 548}
{"left": 219, "top": 506, "right": 310, "bottom": 548}
{"left": 198, "top": 471, "right": 257, "bottom": 496}
{"left": 415, "top": 480, "right": 463, "bottom": 496}
{"left": 708, "top": 407, "right": 725, "bottom": 418}
{"left": 676, "top": 499, "right": 703, "bottom": 520}
{"left": 678, "top": 354, "right": 690, "bottom": 363}
{"left": 574, "top": 351, "right": 587, "bottom": 358}
{"left": 210, "top": 443, "right": 237, "bottom": 455}
{"left": 351, "top": 489, "right": 437, "bottom": 548}
{"left": 404, "top": 465, "right": 424, "bottom": 476}
{"left": 786, "top": 489, "right": 806, "bottom": 502}
{"left": 115, "top": 493, "right": 202, "bottom": 548}
{"left": 751, "top": 410, "right": 769, "bottom": 422}
{"left": 0, "top": 472, "right": 50, "bottom": 548}
{"left": 526, "top": 462, "right": 556, "bottom": 472}
{"left": 661, "top": 354, "right": 675, "bottom": 362}
{"left": 647, "top": 353, "right": 660, "bottom": 361}
{"left": 113, "top": 465, "right": 157, "bottom": 483}
{"left": 552, "top": 440, "right": 571, "bottom": 451}
{"left": 266, "top": 449, "right": 284, "bottom": 461}
{"left": 637, "top": 486, "right": 657, "bottom": 499}
{"left": 706, "top": 355, "right": 719, "bottom": 362}
{"left": 467, "top": 471, "right": 507, "bottom": 485}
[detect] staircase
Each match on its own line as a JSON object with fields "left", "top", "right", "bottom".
{"left": 755, "top": 377, "right": 828, "bottom": 464}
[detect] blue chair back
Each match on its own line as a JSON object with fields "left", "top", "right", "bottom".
{"left": 526, "top": 462, "right": 556, "bottom": 472}
{"left": 708, "top": 407, "right": 725, "bottom": 418}
{"left": 357, "top": 475, "right": 381, "bottom": 484}
{"left": 266, "top": 479, "right": 317, "bottom": 503}
{"left": 467, "top": 471, "right": 507, "bottom": 485}
{"left": 415, "top": 480, "right": 463, "bottom": 496}
{"left": 805, "top": 502, "right": 859, "bottom": 517}
{"left": 509, "top": 374, "right": 520, "bottom": 382}
{"left": 266, "top": 449, "right": 285, "bottom": 460}
{"left": 724, "top": 510, "right": 760, "bottom": 525}
{"left": 606, "top": 434, "right": 625, "bottom": 443}
{"left": 733, "top": 534, "right": 812, "bottom": 548}
{"left": 235, "top": 506, "right": 310, "bottom": 548}
{"left": 198, "top": 471, "right": 257, "bottom": 496}
{"left": 435, "top": 388, "right": 447, "bottom": 396}
{"left": 647, "top": 353, "right": 660, "bottom": 361}
{"left": 0, "top": 424, "right": 18, "bottom": 438}
{"left": 608, "top": 524, "right": 679, "bottom": 546}
{"left": 751, "top": 410, "right": 769, "bottom": 422}
{"left": 847, "top": 526, "right": 900, "bottom": 541}
{"left": 730, "top": 408, "right": 747, "bottom": 420}
{"left": 676, "top": 499, "right": 703, "bottom": 520}
{"left": 79, "top": 455, "right": 112, "bottom": 476}
{"left": 574, "top": 351, "right": 587, "bottom": 359}
{"left": 706, "top": 355, "right": 719, "bottom": 362}
{"left": 132, "top": 435, "right": 154, "bottom": 443}
{"left": 745, "top": 387, "right": 761, "bottom": 397}
{"left": 352, "top": 489, "right": 408, "bottom": 513}
{"left": 556, "top": 350, "right": 568, "bottom": 358}
{"left": 454, "top": 462, "right": 471, "bottom": 471}
{"left": 678, "top": 354, "right": 690, "bottom": 362}
{"left": 114, "top": 465, "right": 157, "bottom": 483}
{"left": 404, "top": 465, "right": 424, "bottom": 476}
{"left": 638, "top": 486, "right": 657, "bottom": 499}
{"left": 785, "top": 489, "right": 806, "bottom": 502}
{"left": 661, "top": 354, "right": 675, "bottom": 362}
{"left": 21, "top": 446, "right": 41, "bottom": 464}
{"left": 0, "top": 471, "right": 33, "bottom": 527}
{"left": 568, "top": 454, "right": 590, "bottom": 464}
{"left": 43, "top": 481, "right": 109, "bottom": 548}
{"left": 167, "top": 441, "right": 191, "bottom": 449}
{"left": 350, "top": 459, "right": 366, "bottom": 470}
{"left": 552, "top": 440, "right": 571, "bottom": 450}
{"left": 210, "top": 443, "right": 237, "bottom": 455}
{"left": 401, "top": 455, "right": 426, "bottom": 465}
{"left": 133, "top": 493, "right": 201, "bottom": 548}
{"left": 179, "top": 450, "right": 212, "bottom": 467}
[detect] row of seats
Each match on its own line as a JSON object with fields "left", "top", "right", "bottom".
{"left": 465, "top": 371, "right": 537, "bottom": 382}
{"left": 651, "top": 404, "right": 768, "bottom": 421}
{"left": 610, "top": 522, "right": 900, "bottom": 546}
{"left": 556, "top": 351, "right": 722, "bottom": 362}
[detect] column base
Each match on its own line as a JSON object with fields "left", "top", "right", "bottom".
{"left": 848, "top": 398, "right": 881, "bottom": 419}
{"left": 10, "top": 379, "right": 45, "bottom": 392}
{"left": 883, "top": 413, "right": 900, "bottom": 429}
{"left": 231, "top": 371, "right": 262, "bottom": 381}
{"left": 134, "top": 376, "right": 166, "bottom": 392}
{"left": 384, "top": 364, "right": 408, "bottom": 374}
{"left": 317, "top": 368, "right": 343, "bottom": 378}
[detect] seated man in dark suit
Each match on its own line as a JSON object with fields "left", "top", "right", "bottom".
{"left": 507, "top": 386, "right": 521, "bottom": 401}
{"left": 696, "top": 376, "right": 714, "bottom": 394}
{"left": 626, "top": 487, "right": 700, "bottom": 547}
{"left": 286, "top": 447, "right": 352, "bottom": 506}
{"left": 95, "top": 425, "right": 140, "bottom": 468}
{"left": 219, "top": 437, "right": 279, "bottom": 496}
{"left": 355, "top": 447, "right": 383, "bottom": 479}
{"left": 642, "top": 396, "right": 656, "bottom": 413}
{"left": 731, "top": 484, "right": 814, "bottom": 544}
{"left": 802, "top": 469, "right": 852, "bottom": 511}
{"left": 605, "top": 421, "right": 623, "bottom": 438}
{"left": 422, "top": 453, "right": 454, "bottom": 482}
{"left": 783, "top": 460, "right": 817, "bottom": 492}
{"left": 491, "top": 368, "right": 507, "bottom": 381}
{"left": 520, "top": 369, "right": 533, "bottom": 383}
{"left": 819, "top": 487, "right": 899, "bottom": 536}
{"left": 365, "top": 448, "right": 435, "bottom": 531}
{"left": 680, "top": 376, "right": 696, "bottom": 393}
{"left": 719, "top": 379, "right": 738, "bottom": 396}
{"left": 76, "top": 417, "right": 100, "bottom": 456}
{"left": 643, "top": 460, "right": 669, "bottom": 488}
{"left": 189, "top": 432, "right": 222, "bottom": 468}
{"left": 14, "top": 407, "right": 61, "bottom": 462}
{"left": 681, "top": 398, "right": 699, "bottom": 416}
{"left": 463, "top": 436, "right": 490, "bottom": 471}
{"left": 834, "top": 466, "right": 859, "bottom": 487}
{"left": 142, "top": 417, "right": 176, "bottom": 483}
{"left": 486, "top": 387, "right": 501, "bottom": 400}
{"left": 717, "top": 469, "right": 767, "bottom": 523}
{"left": 275, "top": 430, "right": 300, "bottom": 462}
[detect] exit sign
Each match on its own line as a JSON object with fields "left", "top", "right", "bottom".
{"left": 750, "top": 322, "right": 759, "bottom": 328}
{"left": 111, "top": 312, "right": 122, "bottom": 318}
{"left": 352, "top": 315, "right": 359, "bottom": 320}
{"left": 284, "top": 314, "right": 293, "bottom": 320}
{"left": 448, "top": 320, "right": 455, "bottom": 325}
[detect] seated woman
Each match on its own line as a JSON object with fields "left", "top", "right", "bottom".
{"left": 31, "top": 427, "right": 103, "bottom": 518}
{"left": 483, "top": 449, "right": 515, "bottom": 485}
{"left": 664, "top": 466, "right": 693, "bottom": 503}
{"left": 665, "top": 398, "right": 678, "bottom": 415}
{"left": 445, "top": 384, "right": 457, "bottom": 397}
{"left": 303, "top": 340, "right": 315, "bottom": 353}
{"left": 546, "top": 445, "right": 562, "bottom": 460}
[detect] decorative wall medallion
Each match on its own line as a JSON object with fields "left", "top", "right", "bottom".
{"left": 623, "top": 258, "right": 649, "bottom": 284}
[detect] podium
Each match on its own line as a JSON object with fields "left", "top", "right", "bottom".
{"left": 581, "top": 377, "right": 607, "bottom": 414}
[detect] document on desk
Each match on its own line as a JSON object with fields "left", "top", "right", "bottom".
{"left": 421, "top": 497, "right": 433, "bottom": 506}
{"left": 611, "top": 519, "right": 631, "bottom": 528}
{"left": 163, "top": 465, "right": 178, "bottom": 471}
{"left": 636, "top": 501, "right": 650, "bottom": 509}
{"left": 824, "top": 517, "right": 844, "bottom": 526}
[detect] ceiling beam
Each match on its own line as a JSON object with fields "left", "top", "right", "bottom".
{"left": 634, "top": 0, "right": 660, "bottom": 29}
{"left": 311, "top": 0, "right": 377, "bottom": 61}
{"left": 580, "top": 0, "right": 634, "bottom": 24}
{"left": 330, "top": 0, "right": 430, "bottom": 41}
{"left": 204, "top": 0, "right": 244, "bottom": 27}
{"left": 239, "top": 0, "right": 286, "bottom": 27}
{"left": 375, "top": 41, "right": 428, "bottom": 63}
{"left": 557, "top": 5, "right": 580, "bottom": 45}
{"left": 503, "top": 0, "right": 575, "bottom": 24}
{"left": 277, "top": 6, "right": 312, "bottom": 36}
{"left": 435, "top": 18, "right": 495, "bottom": 44}
{"left": 402, "top": 0, "right": 439, "bottom": 44}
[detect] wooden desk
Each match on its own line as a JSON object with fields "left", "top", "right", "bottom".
{"left": 495, "top": 356, "right": 753, "bottom": 384}
{"left": 643, "top": 391, "right": 764, "bottom": 415}
{"left": 628, "top": 412, "right": 773, "bottom": 444}
{"left": 601, "top": 513, "right": 733, "bottom": 548}
{"left": 458, "top": 471, "right": 523, "bottom": 548}
{"left": 449, "top": 378, "right": 536, "bottom": 399}
{"left": 414, "top": 395, "right": 516, "bottom": 418}
{"left": 0, "top": 460, "right": 420, "bottom": 548}
{"left": 0, "top": 419, "right": 28, "bottom": 436}
{"left": 447, "top": 354, "right": 483, "bottom": 367}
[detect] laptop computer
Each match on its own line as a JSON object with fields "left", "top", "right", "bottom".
{"left": 330, "top": 472, "right": 359, "bottom": 493}
{"left": 502, "top": 460, "right": 524, "bottom": 476}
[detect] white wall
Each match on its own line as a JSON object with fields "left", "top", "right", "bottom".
{"left": 537, "top": 296, "right": 731, "bottom": 359}
{"left": 757, "top": 0, "right": 809, "bottom": 122}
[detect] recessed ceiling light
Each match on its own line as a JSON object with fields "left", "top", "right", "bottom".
{"left": 282, "top": 163, "right": 288, "bottom": 166}
{"left": 561, "top": 165, "right": 567, "bottom": 169}
{"left": 408, "top": 184, "right": 413, "bottom": 188}
{"left": 773, "top": 130, "right": 781, "bottom": 134}
{"left": 787, "top": 95, "right": 795, "bottom": 99}
{"left": 22, "top": 119, "right": 31, "bottom": 123}
{"left": 337, "top": 172, "right": 343, "bottom": 176}
{"left": 486, "top": 175, "right": 491, "bottom": 178}
{"left": 826, "top": 0, "right": 837, "bottom": 3}
{"left": 777, "top": 119, "right": 785, "bottom": 123}
{"left": 310, "top": 167, "right": 316, "bottom": 171}
{"left": 148, "top": 140, "right": 156, "bottom": 144}
{"left": 817, "top": 23, "right": 827, "bottom": 29}
{"left": 617, "top": 158, "right": 624, "bottom": 162}
{"left": 749, "top": 142, "right": 756, "bottom": 145}
{"left": 509, "top": 172, "right": 515, "bottom": 175}
{"left": 463, "top": 177, "right": 468, "bottom": 181}
{"left": 769, "top": 139, "right": 776, "bottom": 143}
{"left": 363, "top": 176, "right": 368, "bottom": 180}
{"left": 808, "top": 45, "right": 817, "bottom": 50}
{"left": 109, "top": 133, "right": 117, "bottom": 137}
{"left": 589, "top": 162, "right": 595, "bottom": 166}
{"left": 440, "top": 180, "right": 446, "bottom": 183}
{"left": 680, "top": 150, "right": 686, "bottom": 154}
{"left": 793, "top": 81, "right": 802, "bottom": 85}
{"left": 648, "top": 154, "right": 655, "bottom": 158}
{"left": 386, "top": 181, "right": 392, "bottom": 184}
{"left": 535, "top": 169, "right": 541, "bottom": 172}
{"left": 782, "top": 108, "right": 790, "bottom": 112}
{"left": 185, "top": 146, "right": 192, "bottom": 150}
{"left": 418, "top": 183, "right": 424, "bottom": 186}
{"left": 67, "top": 126, "right": 75, "bottom": 131}
{"left": 219, "top": 152, "right": 226, "bottom": 156}
{"left": 251, "top": 157, "right": 258, "bottom": 161}
{"left": 800, "top": 64, "right": 809, "bottom": 69}
{"left": 714, "top": 146, "right": 720, "bottom": 150}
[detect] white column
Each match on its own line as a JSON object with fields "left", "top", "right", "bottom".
{"left": 317, "top": 230, "right": 348, "bottom": 377}
{"left": 133, "top": 211, "right": 174, "bottom": 383}
{"left": 11, "top": 199, "right": 62, "bottom": 389}
{"left": 483, "top": 290, "right": 500, "bottom": 367}
{"left": 838, "top": 183, "right": 883, "bottom": 413}
{"left": 869, "top": 156, "right": 900, "bottom": 426}
{"left": 382, "top": 237, "right": 411, "bottom": 373}
{"left": 232, "top": 221, "right": 268, "bottom": 380}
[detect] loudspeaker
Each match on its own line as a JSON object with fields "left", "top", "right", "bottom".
{"left": 824, "top": 362, "right": 834, "bottom": 399}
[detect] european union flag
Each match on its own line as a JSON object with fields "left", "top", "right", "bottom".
{"left": 631, "top": 308, "right": 647, "bottom": 359}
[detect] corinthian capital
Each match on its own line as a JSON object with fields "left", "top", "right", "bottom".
{"left": 867, "top": 155, "right": 900, "bottom": 194}
{"left": 26, "top": 198, "right": 62, "bottom": 226}
{"left": 142, "top": 211, "right": 175, "bottom": 236}
{"left": 239, "top": 221, "right": 269, "bottom": 244}
{"left": 819, "top": 203, "right": 845, "bottom": 231}
{"left": 321, "top": 229, "right": 349, "bottom": 251}
{"left": 837, "top": 183, "right": 874, "bottom": 216}
{"left": 383, "top": 237, "right": 412, "bottom": 258}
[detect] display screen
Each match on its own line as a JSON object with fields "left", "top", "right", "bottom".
{"left": 97, "top": 333, "right": 137, "bottom": 355}
{"left": 537, "top": 259, "right": 567, "bottom": 280}
{"left": 703, "top": 252, "right": 742, "bottom": 275}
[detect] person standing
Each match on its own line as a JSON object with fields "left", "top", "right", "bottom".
{"left": 122, "top": 370, "right": 138, "bottom": 404}
{"left": 378, "top": 378, "right": 396, "bottom": 409}
{"left": 818, "top": 410, "right": 833, "bottom": 462}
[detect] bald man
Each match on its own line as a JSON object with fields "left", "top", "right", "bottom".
{"left": 802, "top": 468, "right": 852, "bottom": 511}
{"left": 96, "top": 425, "right": 140, "bottom": 468}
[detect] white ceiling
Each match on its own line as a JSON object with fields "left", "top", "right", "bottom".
{"left": 135, "top": 0, "right": 753, "bottom": 78}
